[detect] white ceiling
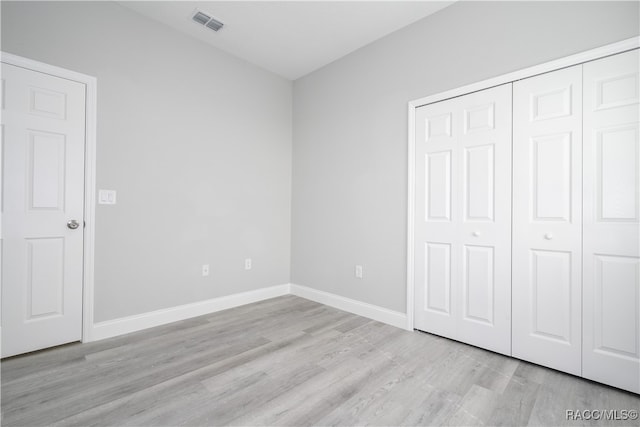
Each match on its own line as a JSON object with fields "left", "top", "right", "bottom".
{"left": 118, "top": 1, "right": 455, "bottom": 80}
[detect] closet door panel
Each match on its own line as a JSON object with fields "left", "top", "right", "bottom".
{"left": 583, "top": 49, "right": 640, "bottom": 394}
{"left": 414, "top": 99, "right": 460, "bottom": 339}
{"left": 414, "top": 84, "right": 511, "bottom": 355}
{"left": 512, "top": 65, "right": 583, "bottom": 375}
{"left": 458, "top": 85, "right": 512, "bottom": 355}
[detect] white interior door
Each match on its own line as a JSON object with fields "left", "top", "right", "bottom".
{"left": 1, "top": 62, "right": 86, "bottom": 358}
{"left": 512, "top": 65, "right": 583, "bottom": 375}
{"left": 414, "top": 84, "right": 512, "bottom": 355}
{"left": 582, "top": 49, "right": 640, "bottom": 394}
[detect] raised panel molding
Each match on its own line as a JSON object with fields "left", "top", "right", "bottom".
{"left": 29, "top": 86, "right": 67, "bottom": 119}
{"left": 530, "top": 85, "right": 572, "bottom": 121}
{"left": 425, "top": 113, "right": 452, "bottom": 141}
{"left": 426, "top": 151, "right": 452, "bottom": 222}
{"left": 532, "top": 132, "right": 572, "bottom": 222}
{"left": 465, "top": 144, "right": 495, "bottom": 221}
{"left": 463, "top": 245, "right": 494, "bottom": 325}
{"left": 597, "top": 125, "right": 639, "bottom": 221}
{"left": 593, "top": 255, "right": 640, "bottom": 359}
{"left": 26, "top": 238, "right": 65, "bottom": 319}
{"left": 425, "top": 242, "right": 451, "bottom": 314}
{"left": 28, "top": 131, "right": 66, "bottom": 210}
{"left": 530, "top": 250, "right": 573, "bottom": 344}
{"left": 596, "top": 72, "right": 639, "bottom": 110}
{"left": 464, "top": 103, "right": 495, "bottom": 133}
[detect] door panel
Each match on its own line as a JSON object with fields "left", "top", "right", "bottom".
{"left": 530, "top": 249, "right": 572, "bottom": 343}
{"left": 415, "top": 84, "right": 512, "bottom": 355}
{"left": 531, "top": 132, "right": 572, "bottom": 221}
{"left": 512, "top": 65, "right": 582, "bottom": 375}
{"left": 583, "top": 49, "right": 640, "bottom": 393}
{"left": 458, "top": 86, "right": 512, "bottom": 354}
{"left": 424, "top": 242, "right": 452, "bottom": 315}
{"left": 593, "top": 256, "right": 639, "bottom": 357}
{"left": 27, "top": 237, "right": 65, "bottom": 318}
{"left": 464, "top": 144, "right": 494, "bottom": 221}
{"left": 29, "top": 130, "right": 67, "bottom": 210}
{"left": 597, "top": 125, "right": 638, "bottom": 221}
{"left": 426, "top": 151, "right": 452, "bottom": 222}
{"left": 415, "top": 98, "right": 459, "bottom": 339}
{"left": 463, "top": 245, "right": 494, "bottom": 325}
{"left": 1, "top": 62, "right": 86, "bottom": 358}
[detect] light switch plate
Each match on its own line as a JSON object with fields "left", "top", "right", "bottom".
{"left": 98, "top": 189, "right": 117, "bottom": 205}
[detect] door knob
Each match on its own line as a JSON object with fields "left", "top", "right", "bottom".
{"left": 472, "top": 231, "right": 481, "bottom": 237}
{"left": 67, "top": 220, "right": 80, "bottom": 230}
{"left": 544, "top": 233, "right": 553, "bottom": 240}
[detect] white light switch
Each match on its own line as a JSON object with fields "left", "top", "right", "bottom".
{"left": 98, "top": 189, "right": 117, "bottom": 205}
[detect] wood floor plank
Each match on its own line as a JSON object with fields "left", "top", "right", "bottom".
{"left": 53, "top": 336, "right": 306, "bottom": 427}
{"left": 2, "top": 295, "right": 639, "bottom": 427}
{"left": 485, "top": 373, "right": 541, "bottom": 426}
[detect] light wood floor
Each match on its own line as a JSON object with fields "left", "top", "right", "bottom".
{"left": 2, "top": 295, "right": 639, "bottom": 426}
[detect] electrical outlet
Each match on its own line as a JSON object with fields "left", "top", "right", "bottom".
{"left": 202, "top": 264, "right": 209, "bottom": 276}
{"left": 355, "top": 265, "right": 363, "bottom": 279}
{"left": 245, "top": 258, "right": 252, "bottom": 270}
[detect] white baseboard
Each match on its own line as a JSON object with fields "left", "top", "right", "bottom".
{"left": 89, "top": 284, "right": 291, "bottom": 341}
{"left": 88, "top": 283, "right": 409, "bottom": 342}
{"left": 290, "top": 283, "right": 408, "bottom": 330}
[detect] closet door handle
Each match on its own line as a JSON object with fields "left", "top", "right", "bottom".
{"left": 544, "top": 233, "right": 553, "bottom": 240}
{"left": 472, "top": 231, "right": 481, "bottom": 237}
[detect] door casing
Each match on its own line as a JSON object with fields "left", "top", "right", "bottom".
{"left": 0, "top": 52, "right": 97, "bottom": 344}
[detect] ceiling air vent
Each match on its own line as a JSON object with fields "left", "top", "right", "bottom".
{"left": 191, "top": 10, "right": 224, "bottom": 32}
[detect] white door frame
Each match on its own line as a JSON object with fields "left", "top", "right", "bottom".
{"left": 406, "top": 37, "right": 640, "bottom": 331}
{"left": 1, "top": 52, "right": 97, "bottom": 343}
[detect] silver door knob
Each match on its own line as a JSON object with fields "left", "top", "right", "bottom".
{"left": 472, "top": 231, "right": 481, "bottom": 237}
{"left": 544, "top": 233, "right": 553, "bottom": 240}
{"left": 67, "top": 220, "right": 80, "bottom": 230}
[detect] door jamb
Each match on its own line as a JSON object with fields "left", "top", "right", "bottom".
{"left": 406, "top": 37, "right": 640, "bottom": 332}
{"left": 1, "top": 52, "right": 97, "bottom": 342}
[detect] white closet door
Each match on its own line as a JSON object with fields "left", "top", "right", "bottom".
{"left": 457, "top": 86, "right": 512, "bottom": 354}
{"left": 512, "top": 65, "right": 583, "bottom": 375}
{"left": 414, "top": 84, "right": 512, "bottom": 355}
{"left": 415, "top": 96, "right": 458, "bottom": 340}
{"left": 583, "top": 49, "right": 640, "bottom": 394}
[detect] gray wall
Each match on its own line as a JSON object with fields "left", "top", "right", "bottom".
{"left": 1, "top": 1, "right": 293, "bottom": 322}
{"left": 291, "top": 1, "right": 640, "bottom": 313}
{"left": 2, "top": 1, "right": 638, "bottom": 324}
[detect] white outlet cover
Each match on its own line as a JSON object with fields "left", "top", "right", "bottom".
{"left": 245, "top": 258, "right": 252, "bottom": 270}
{"left": 355, "top": 265, "right": 363, "bottom": 279}
{"left": 202, "top": 264, "right": 210, "bottom": 276}
{"left": 98, "top": 189, "right": 117, "bottom": 205}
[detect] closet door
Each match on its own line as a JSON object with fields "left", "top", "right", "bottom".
{"left": 457, "top": 86, "right": 512, "bottom": 354}
{"left": 583, "top": 49, "right": 640, "bottom": 394}
{"left": 414, "top": 84, "right": 512, "bottom": 355}
{"left": 415, "top": 96, "right": 458, "bottom": 340}
{"left": 512, "top": 66, "right": 583, "bottom": 375}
